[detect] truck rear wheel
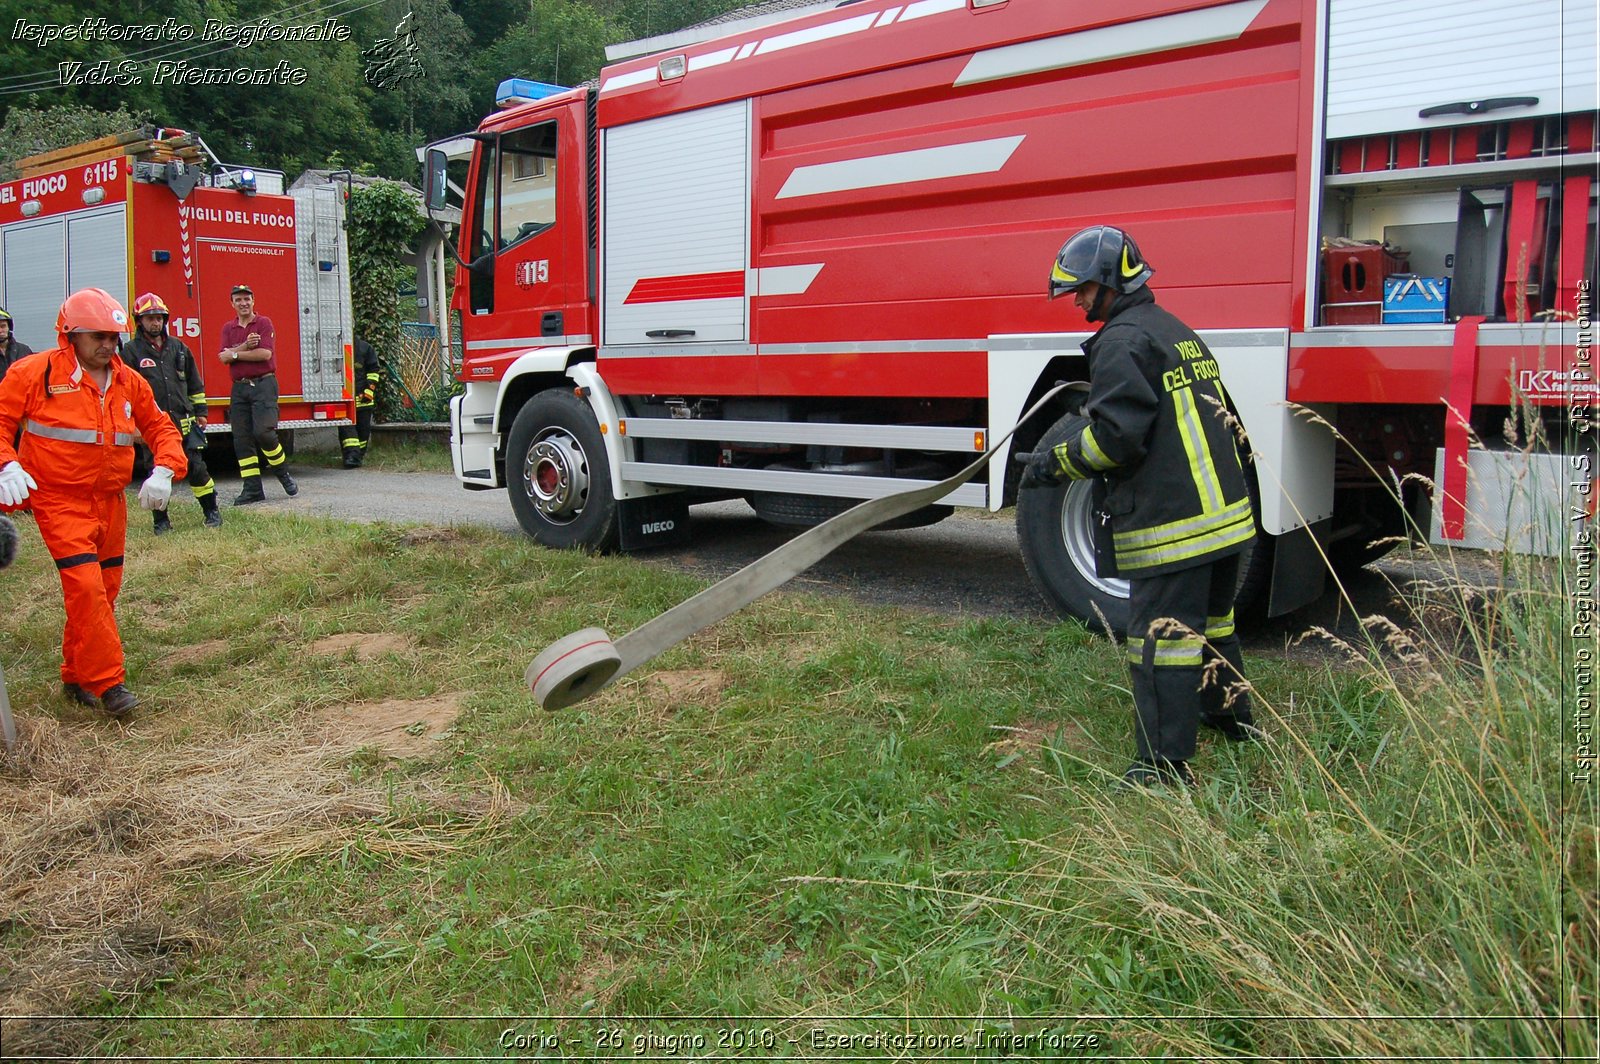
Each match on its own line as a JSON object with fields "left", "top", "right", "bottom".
{"left": 1014, "top": 414, "right": 1270, "bottom": 636}
{"left": 505, "top": 388, "right": 619, "bottom": 552}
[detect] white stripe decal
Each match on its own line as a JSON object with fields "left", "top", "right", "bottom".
{"left": 755, "top": 13, "right": 878, "bottom": 57}
{"left": 690, "top": 46, "right": 739, "bottom": 71}
{"left": 735, "top": 41, "right": 758, "bottom": 60}
{"left": 874, "top": 6, "right": 904, "bottom": 29}
{"left": 899, "top": 0, "right": 966, "bottom": 23}
{"left": 776, "top": 134, "right": 1025, "bottom": 199}
{"left": 465, "top": 334, "right": 594, "bottom": 351}
{"left": 954, "top": 0, "right": 1271, "bottom": 87}
{"left": 600, "top": 67, "right": 656, "bottom": 92}
{"left": 750, "top": 263, "right": 825, "bottom": 296}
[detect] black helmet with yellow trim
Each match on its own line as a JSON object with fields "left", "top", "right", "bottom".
{"left": 1048, "top": 224, "right": 1153, "bottom": 299}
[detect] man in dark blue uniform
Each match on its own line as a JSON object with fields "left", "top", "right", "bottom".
{"left": 341, "top": 334, "right": 380, "bottom": 468}
{"left": 0, "top": 307, "right": 34, "bottom": 386}
{"left": 124, "top": 293, "right": 221, "bottom": 531}
{"left": 1022, "top": 225, "right": 1259, "bottom": 787}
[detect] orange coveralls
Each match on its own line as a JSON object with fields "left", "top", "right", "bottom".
{"left": 0, "top": 345, "right": 186, "bottom": 695}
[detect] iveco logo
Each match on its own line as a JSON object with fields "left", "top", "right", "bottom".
{"left": 641, "top": 520, "right": 675, "bottom": 534}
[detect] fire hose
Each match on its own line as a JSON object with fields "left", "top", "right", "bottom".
{"left": 526, "top": 383, "right": 1068, "bottom": 711}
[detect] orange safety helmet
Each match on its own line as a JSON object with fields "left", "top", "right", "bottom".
{"left": 132, "top": 292, "right": 170, "bottom": 319}
{"left": 56, "top": 288, "right": 130, "bottom": 337}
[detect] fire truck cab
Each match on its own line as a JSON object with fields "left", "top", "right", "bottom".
{"left": 432, "top": 0, "right": 1596, "bottom": 630}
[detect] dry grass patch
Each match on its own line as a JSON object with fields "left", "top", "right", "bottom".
{"left": 984, "top": 718, "right": 1092, "bottom": 767}
{"left": 317, "top": 693, "right": 465, "bottom": 759}
{"left": 640, "top": 669, "right": 727, "bottom": 708}
{"left": 164, "top": 638, "right": 232, "bottom": 667}
{"left": 0, "top": 706, "right": 508, "bottom": 1024}
{"left": 309, "top": 632, "right": 416, "bottom": 660}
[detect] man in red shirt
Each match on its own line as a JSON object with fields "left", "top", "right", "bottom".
{"left": 0, "top": 288, "right": 187, "bottom": 717}
{"left": 220, "top": 284, "right": 297, "bottom": 504}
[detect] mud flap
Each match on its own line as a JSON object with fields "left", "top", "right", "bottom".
{"left": 618, "top": 492, "right": 691, "bottom": 551}
{"left": 1268, "top": 517, "right": 1329, "bottom": 617}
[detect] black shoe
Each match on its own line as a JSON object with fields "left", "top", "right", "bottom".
{"left": 202, "top": 501, "right": 223, "bottom": 528}
{"left": 1122, "top": 759, "right": 1197, "bottom": 789}
{"left": 152, "top": 512, "right": 172, "bottom": 535}
{"left": 275, "top": 470, "right": 299, "bottom": 497}
{"left": 62, "top": 682, "right": 98, "bottom": 707}
{"left": 100, "top": 684, "right": 139, "bottom": 718}
{"left": 342, "top": 449, "right": 361, "bottom": 469}
{"left": 233, "top": 481, "right": 266, "bottom": 506}
{"left": 1201, "top": 715, "right": 1263, "bottom": 743}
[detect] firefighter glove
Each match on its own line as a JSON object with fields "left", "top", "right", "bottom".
{"left": 0, "top": 461, "right": 36, "bottom": 507}
{"left": 138, "top": 466, "right": 175, "bottom": 511}
{"left": 1016, "top": 450, "right": 1062, "bottom": 491}
{"left": 360, "top": 387, "right": 375, "bottom": 404}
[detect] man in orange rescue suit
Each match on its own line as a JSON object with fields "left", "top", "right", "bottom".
{"left": 1020, "top": 225, "right": 1258, "bottom": 788}
{"left": 0, "top": 288, "right": 187, "bottom": 718}
{"left": 124, "top": 293, "right": 221, "bottom": 532}
{"left": 220, "top": 284, "right": 297, "bottom": 504}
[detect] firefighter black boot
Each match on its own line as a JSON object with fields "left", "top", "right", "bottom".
{"left": 152, "top": 509, "right": 172, "bottom": 535}
{"left": 62, "top": 682, "right": 98, "bottom": 707}
{"left": 99, "top": 683, "right": 139, "bottom": 719}
{"left": 200, "top": 493, "right": 223, "bottom": 528}
{"left": 233, "top": 477, "right": 267, "bottom": 506}
{"left": 275, "top": 468, "right": 299, "bottom": 497}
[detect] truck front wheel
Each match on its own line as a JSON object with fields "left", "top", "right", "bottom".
{"left": 505, "top": 388, "right": 619, "bottom": 551}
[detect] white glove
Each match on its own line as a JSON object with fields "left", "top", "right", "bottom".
{"left": 0, "top": 461, "right": 36, "bottom": 507}
{"left": 138, "top": 466, "right": 175, "bottom": 511}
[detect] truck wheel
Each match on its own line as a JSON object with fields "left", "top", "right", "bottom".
{"left": 1017, "top": 477, "right": 1133, "bottom": 634}
{"left": 1015, "top": 415, "right": 1268, "bottom": 636}
{"left": 505, "top": 388, "right": 619, "bottom": 551}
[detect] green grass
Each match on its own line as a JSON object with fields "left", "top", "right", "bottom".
{"left": 288, "top": 431, "right": 455, "bottom": 474}
{"left": 0, "top": 502, "right": 1589, "bottom": 1059}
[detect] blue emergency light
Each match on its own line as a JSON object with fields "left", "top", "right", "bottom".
{"left": 495, "top": 79, "right": 570, "bottom": 108}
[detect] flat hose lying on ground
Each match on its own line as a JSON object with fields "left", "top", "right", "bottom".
{"left": 526, "top": 384, "right": 1069, "bottom": 710}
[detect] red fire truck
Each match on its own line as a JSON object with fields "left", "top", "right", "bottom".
{"left": 0, "top": 135, "right": 356, "bottom": 446}
{"left": 428, "top": 0, "right": 1595, "bottom": 629}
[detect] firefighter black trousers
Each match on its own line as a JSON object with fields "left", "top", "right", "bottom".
{"left": 230, "top": 374, "right": 287, "bottom": 477}
{"left": 1126, "top": 553, "right": 1253, "bottom": 763}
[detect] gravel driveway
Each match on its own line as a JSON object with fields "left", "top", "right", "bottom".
{"left": 203, "top": 463, "right": 1468, "bottom": 655}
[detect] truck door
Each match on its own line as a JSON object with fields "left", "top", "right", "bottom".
{"left": 467, "top": 114, "right": 588, "bottom": 349}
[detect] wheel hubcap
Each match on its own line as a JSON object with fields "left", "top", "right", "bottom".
{"left": 1060, "top": 480, "right": 1130, "bottom": 602}
{"left": 524, "top": 431, "right": 590, "bottom": 523}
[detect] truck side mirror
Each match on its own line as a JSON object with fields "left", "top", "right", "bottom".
{"left": 425, "top": 148, "right": 448, "bottom": 212}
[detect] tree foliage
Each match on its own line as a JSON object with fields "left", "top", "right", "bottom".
{"left": 0, "top": 99, "right": 152, "bottom": 167}
{"left": 347, "top": 180, "right": 426, "bottom": 369}
{"left": 0, "top": 0, "right": 758, "bottom": 178}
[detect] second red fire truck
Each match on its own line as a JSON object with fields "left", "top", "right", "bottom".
{"left": 0, "top": 132, "right": 356, "bottom": 447}
{"left": 429, "top": 0, "right": 1595, "bottom": 629}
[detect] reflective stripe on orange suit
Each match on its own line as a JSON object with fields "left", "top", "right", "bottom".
{"left": 0, "top": 344, "right": 186, "bottom": 695}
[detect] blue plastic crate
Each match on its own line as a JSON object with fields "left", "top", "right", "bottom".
{"left": 1382, "top": 274, "right": 1450, "bottom": 323}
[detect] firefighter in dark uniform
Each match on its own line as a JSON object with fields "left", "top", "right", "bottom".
{"left": 123, "top": 293, "right": 221, "bottom": 532}
{"left": 341, "top": 334, "right": 380, "bottom": 468}
{"left": 0, "top": 307, "right": 34, "bottom": 385}
{"left": 1021, "top": 225, "right": 1258, "bottom": 787}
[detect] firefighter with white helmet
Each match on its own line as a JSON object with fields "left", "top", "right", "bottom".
{"left": 0, "top": 306, "right": 33, "bottom": 386}
{"left": 1021, "top": 225, "right": 1259, "bottom": 787}
{"left": 0, "top": 288, "right": 187, "bottom": 718}
{"left": 124, "top": 292, "right": 222, "bottom": 531}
